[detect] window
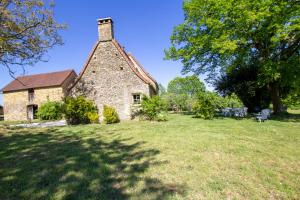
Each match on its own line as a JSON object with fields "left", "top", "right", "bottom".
{"left": 28, "top": 89, "right": 35, "bottom": 102}
{"left": 133, "top": 94, "right": 141, "bottom": 104}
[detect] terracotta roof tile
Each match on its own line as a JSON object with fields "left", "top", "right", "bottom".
{"left": 1, "top": 69, "right": 76, "bottom": 92}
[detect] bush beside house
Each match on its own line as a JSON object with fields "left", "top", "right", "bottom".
{"left": 103, "top": 105, "right": 120, "bottom": 124}
{"left": 141, "top": 96, "right": 167, "bottom": 121}
{"left": 63, "top": 96, "right": 98, "bottom": 125}
{"left": 36, "top": 101, "right": 63, "bottom": 120}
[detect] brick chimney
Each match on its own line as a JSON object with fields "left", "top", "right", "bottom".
{"left": 97, "top": 17, "right": 114, "bottom": 41}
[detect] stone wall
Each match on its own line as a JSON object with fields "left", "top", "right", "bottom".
{"left": 3, "top": 90, "right": 28, "bottom": 121}
{"left": 71, "top": 41, "right": 152, "bottom": 120}
{"left": 3, "top": 87, "right": 65, "bottom": 121}
{"left": 34, "top": 87, "right": 64, "bottom": 104}
{"left": 62, "top": 72, "right": 77, "bottom": 96}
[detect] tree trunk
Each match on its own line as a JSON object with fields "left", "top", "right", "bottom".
{"left": 269, "top": 82, "right": 283, "bottom": 114}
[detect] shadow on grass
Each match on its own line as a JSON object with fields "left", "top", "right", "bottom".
{"left": 0, "top": 127, "right": 185, "bottom": 200}
{"left": 270, "top": 112, "right": 300, "bottom": 122}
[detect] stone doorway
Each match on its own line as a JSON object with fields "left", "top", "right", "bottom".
{"left": 27, "top": 105, "right": 38, "bottom": 120}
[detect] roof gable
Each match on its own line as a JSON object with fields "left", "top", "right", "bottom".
{"left": 70, "top": 39, "right": 158, "bottom": 92}
{"left": 2, "top": 70, "right": 76, "bottom": 92}
{"left": 112, "top": 40, "right": 158, "bottom": 91}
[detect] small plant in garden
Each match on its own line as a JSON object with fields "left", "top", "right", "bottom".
{"left": 193, "top": 93, "right": 216, "bottom": 119}
{"left": 141, "top": 95, "right": 167, "bottom": 121}
{"left": 87, "top": 112, "right": 99, "bottom": 124}
{"left": 103, "top": 105, "right": 120, "bottom": 124}
{"left": 156, "top": 112, "right": 168, "bottom": 122}
{"left": 36, "top": 101, "right": 63, "bottom": 120}
{"left": 63, "top": 96, "right": 98, "bottom": 125}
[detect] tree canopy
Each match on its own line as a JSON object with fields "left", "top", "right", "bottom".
{"left": 214, "top": 65, "right": 271, "bottom": 112}
{"left": 0, "top": 0, "right": 65, "bottom": 77}
{"left": 165, "top": 0, "right": 300, "bottom": 113}
{"left": 164, "top": 75, "right": 205, "bottom": 111}
{"left": 167, "top": 75, "right": 205, "bottom": 97}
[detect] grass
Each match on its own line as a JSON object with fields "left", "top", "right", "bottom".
{"left": 0, "top": 118, "right": 62, "bottom": 126}
{"left": 0, "top": 112, "right": 299, "bottom": 200}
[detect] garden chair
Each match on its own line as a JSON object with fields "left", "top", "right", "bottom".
{"left": 221, "top": 108, "right": 232, "bottom": 117}
{"left": 255, "top": 109, "right": 271, "bottom": 122}
{"left": 232, "top": 107, "right": 248, "bottom": 118}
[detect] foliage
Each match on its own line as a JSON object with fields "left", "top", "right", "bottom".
{"left": 0, "top": 0, "right": 65, "bottom": 77}
{"left": 165, "top": 0, "right": 300, "bottom": 114}
{"left": 156, "top": 112, "right": 168, "bottom": 122}
{"left": 63, "top": 96, "right": 98, "bottom": 125}
{"left": 167, "top": 75, "right": 205, "bottom": 96}
{"left": 193, "top": 92, "right": 217, "bottom": 119}
{"left": 163, "top": 93, "right": 189, "bottom": 112}
{"left": 283, "top": 93, "right": 300, "bottom": 109}
{"left": 215, "top": 66, "right": 271, "bottom": 112}
{"left": 192, "top": 92, "right": 243, "bottom": 119}
{"left": 141, "top": 96, "right": 166, "bottom": 121}
{"left": 36, "top": 101, "right": 63, "bottom": 120}
{"left": 166, "top": 75, "right": 206, "bottom": 112}
{"left": 87, "top": 112, "right": 99, "bottom": 124}
{"left": 223, "top": 94, "right": 243, "bottom": 108}
{"left": 158, "top": 83, "right": 167, "bottom": 96}
{"left": 103, "top": 105, "right": 120, "bottom": 124}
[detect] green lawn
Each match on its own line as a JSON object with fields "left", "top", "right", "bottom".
{"left": 0, "top": 113, "right": 299, "bottom": 200}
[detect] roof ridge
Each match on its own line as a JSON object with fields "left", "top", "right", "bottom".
{"left": 127, "top": 53, "right": 158, "bottom": 86}
{"left": 112, "top": 39, "right": 157, "bottom": 91}
{"left": 14, "top": 69, "right": 74, "bottom": 79}
{"left": 2, "top": 69, "right": 76, "bottom": 92}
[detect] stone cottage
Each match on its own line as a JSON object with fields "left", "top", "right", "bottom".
{"left": 1, "top": 17, "right": 157, "bottom": 121}
{"left": 70, "top": 17, "right": 158, "bottom": 120}
{"left": 1, "top": 70, "right": 77, "bottom": 121}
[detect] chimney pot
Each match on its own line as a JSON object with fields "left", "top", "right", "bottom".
{"left": 97, "top": 17, "right": 114, "bottom": 41}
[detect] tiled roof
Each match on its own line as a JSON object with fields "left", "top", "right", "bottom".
{"left": 127, "top": 53, "right": 158, "bottom": 91}
{"left": 1, "top": 70, "right": 76, "bottom": 92}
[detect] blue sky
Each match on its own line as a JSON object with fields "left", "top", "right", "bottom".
{"left": 0, "top": 0, "right": 211, "bottom": 105}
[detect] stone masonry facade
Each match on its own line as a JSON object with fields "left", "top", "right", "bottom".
{"left": 3, "top": 87, "right": 64, "bottom": 121}
{"left": 2, "top": 70, "right": 77, "bottom": 121}
{"left": 70, "top": 18, "right": 157, "bottom": 120}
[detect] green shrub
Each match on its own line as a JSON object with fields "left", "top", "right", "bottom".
{"left": 87, "top": 112, "right": 99, "bottom": 124}
{"left": 36, "top": 101, "right": 63, "bottom": 120}
{"left": 283, "top": 93, "right": 300, "bottom": 109}
{"left": 156, "top": 112, "right": 168, "bottom": 122}
{"left": 103, "top": 105, "right": 119, "bottom": 124}
{"left": 223, "top": 93, "right": 243, "bottom": 108}
{"left": 193, "top": 93, "right": 216, "bottom": 119}
{"left": 141, "top": 96, "right": 166, "bottom": 120}
{"left": 63, "top": 96, "right": 98, "bottom": 125}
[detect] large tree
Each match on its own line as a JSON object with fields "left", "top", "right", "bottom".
{"left": 165, "top": 0, "right": 300, "bottom": 114}
{"left": 167, "top": 75, "right": 205, "bottom": 97}
{"left": 0, "top": 0, "right": 64, "bottom": 77}
{"left": 214, "top": 65, "right": 272, "bottom": 112}
{"left": 166, "top": 75, "right": 205, "bottom": 111}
